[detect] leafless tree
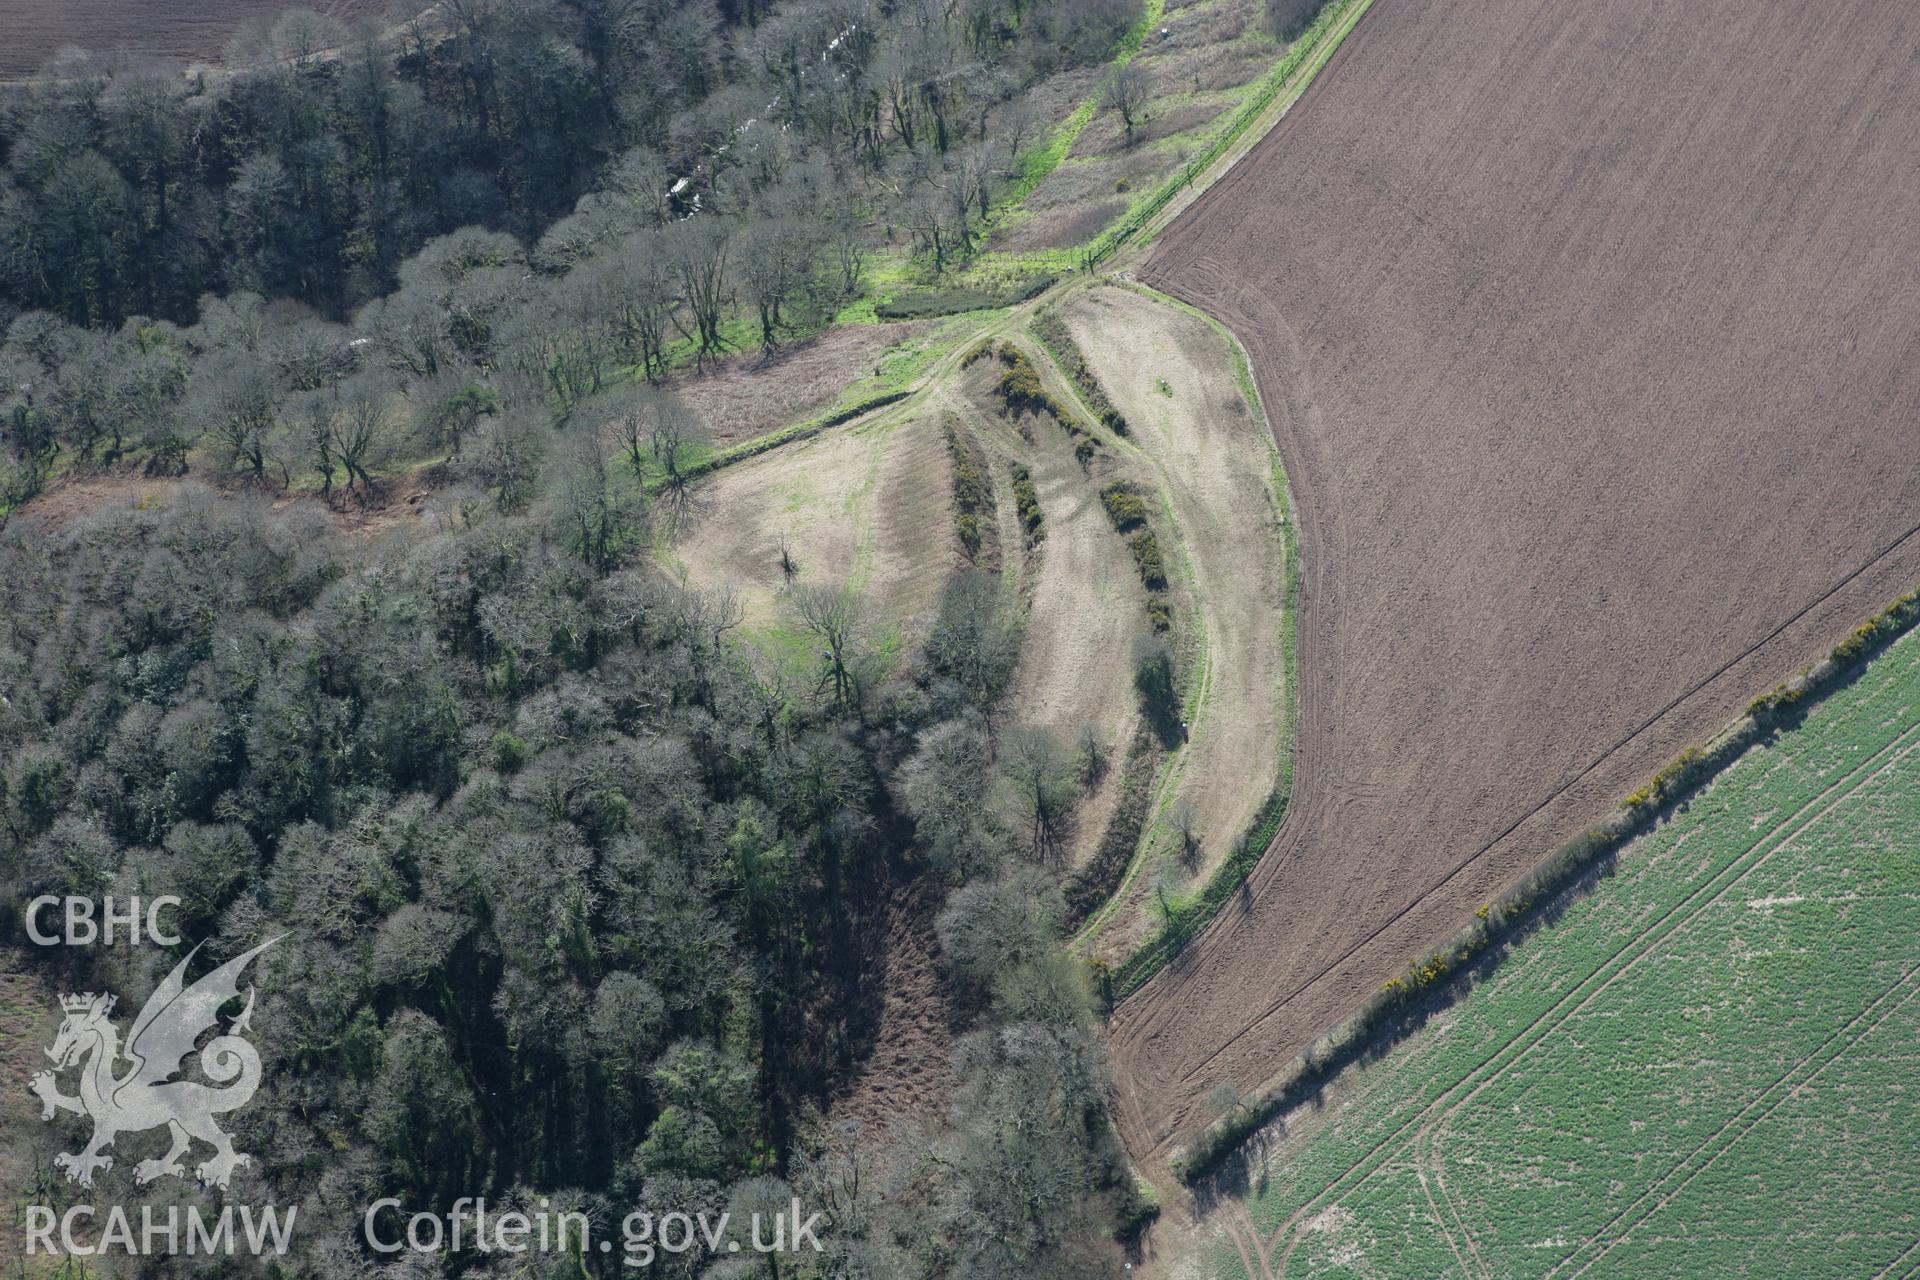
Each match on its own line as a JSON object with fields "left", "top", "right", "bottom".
{"left": 667, "top": 218, "right": 735, "bottom": 369}
{"left": 330, "top": 373, "right": 402, "bottom": 495}
{"left": 1002, "top": 726, "right": 1076, "bottom": 863}
{"left": 1102, "top": 62, "right": 1150, "bottom": 143}
{"left": 1166, "top": 797, "right": 1199, "bottom": 866}
{"left": 778, "top": 533, "right": 801, "bottom": 587}
{"left": 557, "top": 433, "right": 645, "bottom": 574}
{"left": 1072, "top": 721, "right": 1109, "bottom": 788}
{"left": 740, "top": 218, "right": 819, "bottom": 351}
{"left": 996, "top": 98, "right": 1043, "bottom": 174}
{"left": 793, "top": 581, "right": 870, "bottom": 712}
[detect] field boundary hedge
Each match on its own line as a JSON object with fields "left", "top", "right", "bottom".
{"left": 674, "top": 390, "right": 911, "bottom": 486}
{"left": 1080, "top": 0, "right": 1378, "bottom": 269}
{"left": 1170, "top": 581, "right": 1920, "bottom": 1183}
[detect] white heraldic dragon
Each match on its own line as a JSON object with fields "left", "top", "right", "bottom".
{"left": 31, "top": 938, "right": 280, "bottom": 1189}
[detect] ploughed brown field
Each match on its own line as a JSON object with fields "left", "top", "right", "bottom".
{"left": 0, "top": 0, "right": 386, "bottom": 77}
{"left": 1117, "top": 0, "right": 1920, "bottom": 1167}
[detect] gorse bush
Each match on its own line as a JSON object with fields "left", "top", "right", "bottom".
{"left": 1012, "top": 462, "right": 1045, "bottom": 546}
{"left": 996, "top": 345, "right": 1052, "bottom": 413}
{"left": 1033, "top": 310, "right": 1130, "bottom": 436}
{"left": 1101, "top": 482, "right": 1149, "bottom": 530}
{"left": 993, "top": 342, "right": 1104, "bottom": 466}
{"left": 1129, "top": 529, "right": 1167, "bottom": 588}
{"left": 944, "top": 422, "right": 997, "bottom": 562}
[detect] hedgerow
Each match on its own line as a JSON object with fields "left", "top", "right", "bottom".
{"left": 943, "top": 421, "right": 997, "bottom": 563}
{"left": 991, "top": 343, "right": 1104, "bottom": 466}
{"left": 1100, "top": 482, "right": 1149, "bottom": 530}
{"left": 1128, "top": 530, "right": 1167, "bottom": 588}
{"left": 1011, "top": 462, "right": 1044, "bottom": 546}
{"left": 1171, "top": 581, "right": 1920, "bottom": 1185}
{"left": 1033, "top": 310, "right": 1130, "bottom": 436}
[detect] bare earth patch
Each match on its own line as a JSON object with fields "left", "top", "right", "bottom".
{"left": 831, "top": 881, "right": 965, "bottom": 1135}
{"left": 12, "top": 466, "right": 443, "bottom": 543}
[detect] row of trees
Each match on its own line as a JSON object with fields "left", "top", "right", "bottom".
{"left": 0, "top": 0, "right": 1140, "bottom": 329}
{"left": 0, "top": 204, "right": 839, "bottom": 512}
{"left": 0, "top": 0, "right": 1145, "bottom": 510}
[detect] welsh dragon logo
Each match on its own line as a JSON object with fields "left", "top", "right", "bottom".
{"left": 30, "top": 938, "right": 279, "bottom": 1189}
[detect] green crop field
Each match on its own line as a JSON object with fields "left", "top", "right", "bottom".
{"left": 1200, "top": 629, "right": 1920, "bottom": 1280}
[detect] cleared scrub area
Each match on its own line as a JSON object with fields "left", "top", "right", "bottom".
{"left": 1050, "top": 284, "right": 1290, "bottom": 967}
{"left": 670, "top": 411, "right": 955, "bottom": 664}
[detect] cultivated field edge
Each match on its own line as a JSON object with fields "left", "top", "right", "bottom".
{"left": 1171, "top": 580, "right": 1920, "bottom": 1183}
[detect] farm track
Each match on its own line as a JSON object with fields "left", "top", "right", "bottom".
{"left": 1255, "top": 721, "right": 1920, "bottom": 1279}
{"left": 1118, "top": 0, "right": 1920, "bottom": 1167}
{"left": 1875, "top": 1237, "right": 1920, "bottom": 1280}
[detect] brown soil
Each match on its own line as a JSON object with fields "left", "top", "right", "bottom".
{"left": 1115, "top": 0, "right": 1920, "bottom": 1171}
{"left": 0, "top": 0, "right": 390, "bottom": 76}
{"left": 13, "top": 464, "right": 444, "bottom": 541}
{"left": 673, "top": 323, "right": 925, "bottom": 448}
{"left": 12, "top": 469, "right": 180, "bottom": 528}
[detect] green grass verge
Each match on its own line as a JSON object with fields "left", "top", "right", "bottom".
{"left": 1082, "top": 0, "right": 1378, "bottom": 267}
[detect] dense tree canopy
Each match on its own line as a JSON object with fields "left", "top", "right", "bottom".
{"left": 0, "top": 0, "right": 1155, "bottom": 1271}
{"left": 0, "top": 476, "right": 1136, "bottom": 1274}
{"left": 0, "top": 0, "right": 1138, "bottom": 328}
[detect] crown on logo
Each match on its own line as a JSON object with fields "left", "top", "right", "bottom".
{"left": 60, "top": 992, "right": 115, "bottom": 1016}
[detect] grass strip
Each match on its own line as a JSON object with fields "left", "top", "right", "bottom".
{"left": 1081, "top": 0, "right": 1377, "bottom": 268}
